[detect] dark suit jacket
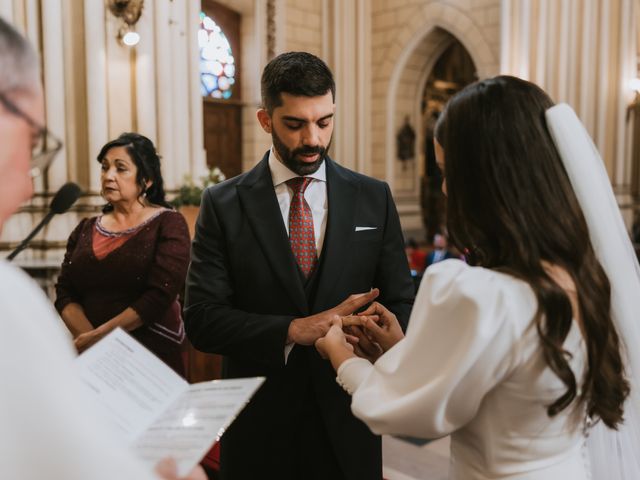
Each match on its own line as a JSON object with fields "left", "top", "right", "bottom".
{"left": 184, "top": 153, "right": 414, "bottom": 480}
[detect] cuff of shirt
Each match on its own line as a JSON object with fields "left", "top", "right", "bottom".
{"left": 284, "top": 343, "right": 294, "bottom": 364}
{"left": 336, "top": 357, "right": 373, "bottom": 395}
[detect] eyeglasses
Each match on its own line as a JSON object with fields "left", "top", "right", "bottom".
{"left": 0, "top": 92, "right": 63, "bottom": 177}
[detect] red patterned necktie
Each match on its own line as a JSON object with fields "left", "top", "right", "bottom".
{"left": 286, "top": 177, "right": 317, "bottom": 278}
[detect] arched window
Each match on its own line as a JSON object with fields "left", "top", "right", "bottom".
{"left": 199, "top": 12, "right": 236, "bottom": 99}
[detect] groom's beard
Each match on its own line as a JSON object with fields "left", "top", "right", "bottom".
{"left": 272, "top": 128, "right": 331, "bottom": 176}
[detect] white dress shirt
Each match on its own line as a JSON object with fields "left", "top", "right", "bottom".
{"left": 268, "top": 147, "right": 328, "bottom": 257}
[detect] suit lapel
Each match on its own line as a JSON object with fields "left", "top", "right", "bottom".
{"left": 237, "top": 154, "right": 309, "bottom": 315}
{"left": 313, "top": 157, "right": 359, "bottom": 311}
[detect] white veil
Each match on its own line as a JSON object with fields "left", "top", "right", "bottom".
{"left": 546, "top": 104, "right": 640, "bottom": 479}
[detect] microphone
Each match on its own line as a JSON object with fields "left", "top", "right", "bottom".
{"left": 7, "top": 182, "right": 82, "bottom": 261}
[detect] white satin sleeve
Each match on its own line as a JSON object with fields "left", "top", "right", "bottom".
{"left": 337, "top": 259, "right": 536, "bottom": 439}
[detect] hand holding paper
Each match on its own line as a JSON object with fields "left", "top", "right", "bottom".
{"left": 75, "top": 328, "right": 264, "bottom": 477}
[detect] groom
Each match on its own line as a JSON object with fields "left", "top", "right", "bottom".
{"left": 184, "top": 51, "right": 414, "bottom": 480}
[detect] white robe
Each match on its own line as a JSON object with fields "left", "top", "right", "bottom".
{"left": 0, "top": 260, "right": 156, "bottom": 480}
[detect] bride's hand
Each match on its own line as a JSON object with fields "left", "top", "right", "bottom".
{"left": 315, "top": 316, "right": 358, "bottom": 370}
{"left": 358, "top": 302, "right": 404, "bottom": 352}
{"left": 315, "top": 317, "right": 351, "bottom": 357}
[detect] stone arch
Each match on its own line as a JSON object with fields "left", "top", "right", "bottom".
{"left": 375, "top": 2, "right": 499, "bottom": 235}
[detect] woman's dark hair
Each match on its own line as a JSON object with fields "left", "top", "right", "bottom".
{"left": 438, "top": 75, "right": 628, "bottom": 428}
{"left": 97, "top": 132, "right": 172, "bottom": 213}
{"left": 261, "top": 51, "right": 335, "bottom": 113}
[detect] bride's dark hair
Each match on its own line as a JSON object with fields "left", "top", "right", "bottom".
{"left": 437, "top": 75, "right": 629, "bottom": 428}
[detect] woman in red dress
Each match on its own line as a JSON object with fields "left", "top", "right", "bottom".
{"left": 55, "top": 133, "right": 190, "bottom": 376}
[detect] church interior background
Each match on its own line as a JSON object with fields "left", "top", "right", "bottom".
{"left": 2, "top": 0, "right": 639, "bottom": 258}
{"left": 1, "top": 1, "right": 639, "bottom": 476}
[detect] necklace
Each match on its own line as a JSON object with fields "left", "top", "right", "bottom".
{"left": 96, "top": 209, "right": 167, "bottom": 238}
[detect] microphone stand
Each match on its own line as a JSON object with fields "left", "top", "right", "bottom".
{"left": 6, "top": 211, "right": 55, "bottom": 261}
{"left": 6, "top": 182, "right": 82, "bottom": 262}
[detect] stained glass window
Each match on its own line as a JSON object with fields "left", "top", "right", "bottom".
{"left": 199, "top": 12, "right": 236, "bottom": 100}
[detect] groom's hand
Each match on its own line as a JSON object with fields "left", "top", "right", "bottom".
{"left": 287, "top": 289, "right": 379, "bottom": 345}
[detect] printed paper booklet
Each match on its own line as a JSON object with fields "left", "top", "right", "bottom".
{"left": 75, "top": 328, "right": 264, "bottom": 476}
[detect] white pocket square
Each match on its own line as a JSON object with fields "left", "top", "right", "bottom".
{"left": 355, "top": 226, "right": 377, "bottom": 232}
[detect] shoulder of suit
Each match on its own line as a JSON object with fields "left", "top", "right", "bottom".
{"left": 329, "top": 160, "right": 388, "bottom": 189}
{"left": 203, "top": 170, "right": 249, "bottom": 194}
{"left": 200, "top": 169, "right": 257, "bottom": 209}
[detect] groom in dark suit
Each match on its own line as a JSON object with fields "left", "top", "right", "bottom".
{"left": 184, "top": 51, "right": 414, "bottom": 480}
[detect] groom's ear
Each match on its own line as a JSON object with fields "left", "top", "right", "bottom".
{"left": 257, "top": 109, "right": 272, "bottom": 134}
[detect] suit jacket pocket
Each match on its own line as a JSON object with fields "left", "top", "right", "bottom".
{"left": 353, "top": 228, "right": 383, "bottom": 242}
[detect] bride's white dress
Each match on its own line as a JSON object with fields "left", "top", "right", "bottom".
{"left": 337, "top": 259, "right": 590, "bottom": 479}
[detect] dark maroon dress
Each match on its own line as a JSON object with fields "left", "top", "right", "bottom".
{"left": 55, "top": 210, "right": 190, "bottom": 376}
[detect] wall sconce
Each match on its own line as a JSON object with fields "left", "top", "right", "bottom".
{"left": 107, "top": 0, "right": 144, "bottom": 47}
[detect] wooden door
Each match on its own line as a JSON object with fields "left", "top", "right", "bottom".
{"left": 201, "top": 0, "right": 242, "bottom": 179}
{"left": 203, "top": 101, "right": 242, "bottom": 178}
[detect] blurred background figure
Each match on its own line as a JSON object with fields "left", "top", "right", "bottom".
{"left": 405, "top": 237, "right": 427, "bottom": 274}
{"left": 424, "top": 232, "right": 456, "bottom": 268}
{"left": 55, "top": 133, "right": 191, "bottom": 376}
{"left": 405, "top": 237, "right": 427, "bottom": 292}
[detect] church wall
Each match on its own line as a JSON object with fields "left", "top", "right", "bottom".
{"left": 370, "top": 0, "right": 501, "bottom": 182}
{"left": 241, "top": 0, "right": 324, "bottom": 171}
{"left": 1, "top": 0, "right": 638, "bottom": 255}
{"left": 285, "top": 0, "right": 323, "bottom": 56}
{"left": 0, "top": 0, "right": 205, "bottom": 261}
{"left": 501, "top": 0, "right": 637, "bottom": 191}
{"left": 369, "top": 0, "right": 501, "bottom": 235}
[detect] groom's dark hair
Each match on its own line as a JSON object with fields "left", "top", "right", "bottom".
{"left": 261, "top": 51, "right": 335, "bottom": 114}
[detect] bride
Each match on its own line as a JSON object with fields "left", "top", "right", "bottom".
{"left": 316, "top": 75, "right": 640, "bottom": 479}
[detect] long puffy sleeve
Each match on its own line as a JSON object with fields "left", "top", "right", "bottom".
{"left": 337, "top": 259, "right": 537, "bottom": 439}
